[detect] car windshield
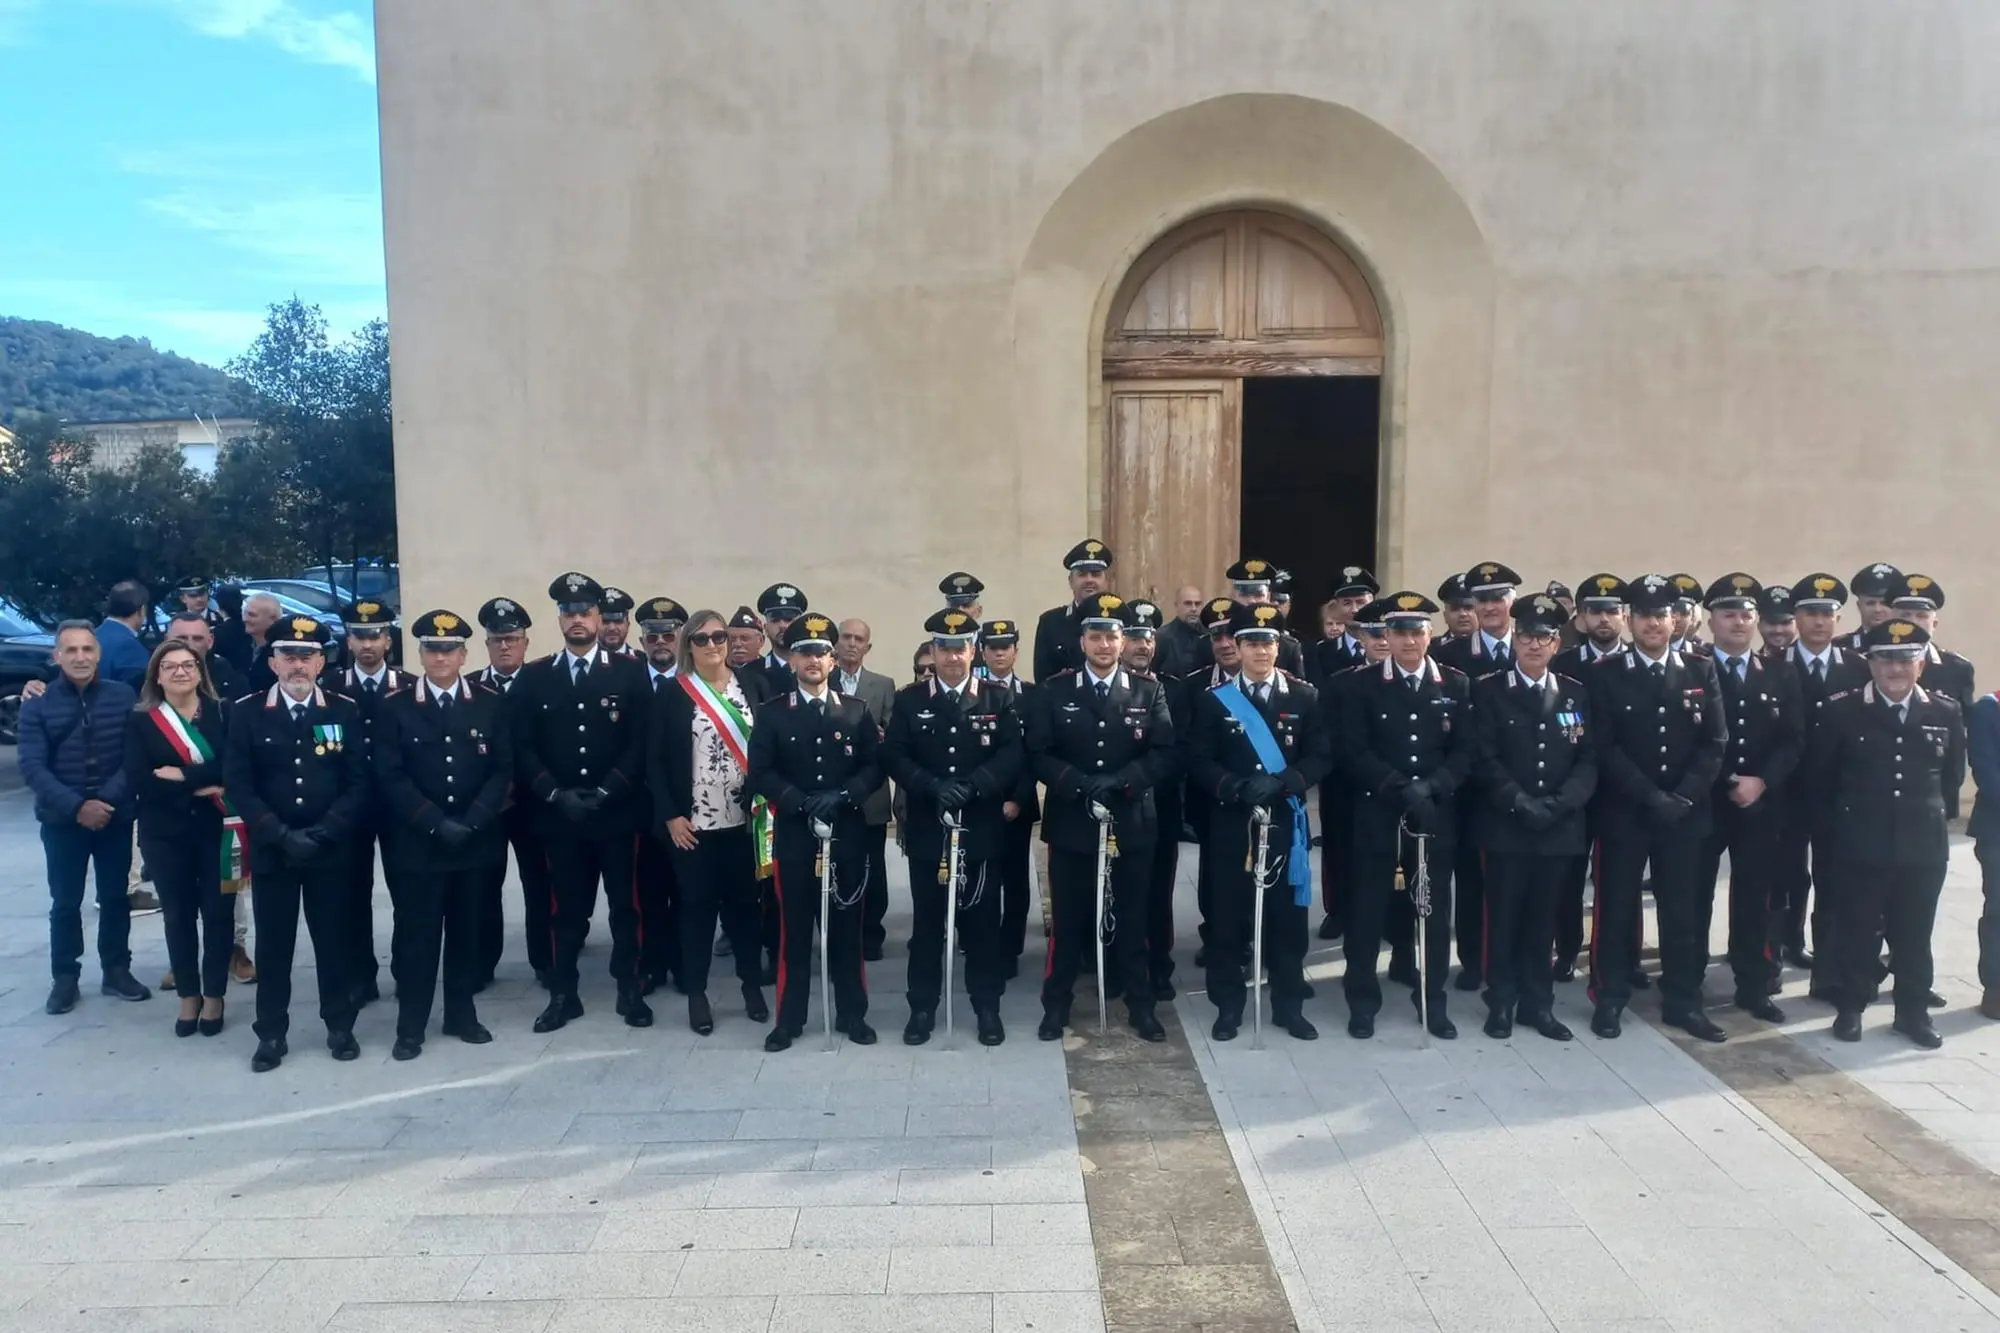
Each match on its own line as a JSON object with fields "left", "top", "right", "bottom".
{"left": 0, "top": 602, "right": 47, "bottom": 637}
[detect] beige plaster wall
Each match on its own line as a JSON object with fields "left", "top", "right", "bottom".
{"left": 376, "top": 0, "right": 2000, "bottom": 675}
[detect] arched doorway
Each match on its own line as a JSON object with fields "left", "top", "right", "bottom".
{"left": 1101, "top": 209, "right": 1384, "bottom": 612}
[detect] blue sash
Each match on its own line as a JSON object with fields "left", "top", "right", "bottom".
{"left": 1214, "top": 680, "right": 1313, "bottom": 904}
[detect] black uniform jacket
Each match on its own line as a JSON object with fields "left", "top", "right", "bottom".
{"left": 1183, "top": 670, "right": 1332, "bottom": 859}
{"left": 124, "top": 700, "right": 228, "bottom": 845}
{"left": 1586, "top": 648, "right": 1729, "bottom": 836}
{"left": 374, "top": 677, "right": 513, "bottom": 871}
{"left": 1174, "top": 664, "right": 1235, "bottom": 841}
{"left": 1706, "top": 650, "right": 1803, "bottom": 808}
{"left": 1431, "top": 631, "right": 1517, "bottom": 682}
{"left": 1024, "top": 667, "right": 1177, "bottom": 854}
{"left": 322, "top": 665, "right": 415, "bottom": 749}
{"left": 881, "top": 675, "right": 1024, "bottom": 865}
{"left": 979, "top": 674, "right": 1040, "bottom": 823}
{"left": 511, "top": 648, "right": 653, "bottom": 837}
{"left": 206, "top": 654, "right": 249, "bottom": 704}
{"left": 1032, "top": 603, "right": 1084, "bottom": 683}
{"left": 1338, "top": 657, "right": 1475, "bottom": 812}
{"left": 1783, "top": 642, "right": 1870, "bottom": 721}
{"left": 748, "top": 688, "right": 883, "bottom": 866}
{"left": 1804, "top": 682, "right": 1965, "bottom": 865}
{"left": 741, "top": 650, "right": 796, "bottom": 698}
{"left": 1185, "top": 630, "right": 1307, "bottom": 679}
{"left": 223, "top": 685, "right": 370, "bottom": 874}
{"left": 1309, "top": 633, "right": 1369, "bottom": 691}
{"left": 1919, "top": 642, "right": 1977, "bottom": 715}
{"left": 646, "top": 668, "right": 774, "bottom": 830}
{"left": 1552, "top": 641, "right": 1624, "bottom": 680}
{"left": 1469, "top": 669, "right": 1596, "bottom": 856}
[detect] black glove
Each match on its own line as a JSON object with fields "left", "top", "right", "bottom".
{"left": 1086, "top": 774, "right": 1125, "bottom": 803}
{"left": 1238, "top": 774, "right": 1285, "bottom": 807}
{"left": 436, "top": 819, "right": 472, "bottom": 848}
{"left": 935, "top": 779, "right": 975, "bottom": 811}
{"left": 1406, "top": 799, "right": 1440, "bottom": 835}
{"left": 1399, "top": 778, "right": 1433, "bottom": 811}
{"left": 805, "top": 791, "right": 843, "bottom": 822}
{"left": 280, "top": 828, "right": 322, "bottom": 865}
{"left": 1647, "top": 790, "right": 1695, "bottom": 825}
{"left": 1514, "top": 794, "right": 1557, "bottom": 831}
{"left": 553, "top": 788, "right": 595, "bottom": 822}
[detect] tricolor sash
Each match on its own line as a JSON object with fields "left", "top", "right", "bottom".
{"left": 1213, "top": 681, "right": 1313, "bottom": 905}
{"left": 681, "top": 673, "right": 774, "bottom": 878}
{"left": 148, "top": 705, "right": 249, "bottom": 894}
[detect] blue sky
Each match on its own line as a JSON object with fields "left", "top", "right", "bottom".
{"left": 0, "top": 0, "right": 382, "bottom": 368}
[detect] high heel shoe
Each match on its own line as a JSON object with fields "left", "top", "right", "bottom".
{"left": 174, "top": 1015, "right": 199, "bottom": 1038}
{"left": 198, "top": 1002, "right": 225, "bottom": 1037}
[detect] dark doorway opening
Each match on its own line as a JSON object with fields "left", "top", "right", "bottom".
{"left": 1239, "top": 377, "right": 1381, "bottom": 635}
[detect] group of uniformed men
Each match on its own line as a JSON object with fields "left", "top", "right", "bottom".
{"left": 215, "top": 543, "right": 1974, "bottom": 1069}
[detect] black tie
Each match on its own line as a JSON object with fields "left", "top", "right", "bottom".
{"left": 809, "top": 696, "right": 824, "bottom": 715}
{"left": 1493, "top": 642, "right": 1510, "bottom": 665}
{"left": 1811, "top": 659, "right": 1826, "bottom": 683}
{"left": 439, "top": 691, "right": 453, "bottom": 713}
{"left": 363, "top": 678, "right": 378, "bottom": 697}
{"left": 1651, "top": 662, "right": 1665, "bottom": 681}
{"left": 1095, "top": 680, "right": 1110, "bottom": 703}
{"left": 653, "top": 675, "right": 664, "bottom": 695}
{"left": 573, "top": 658, "right": 587, "bottom": 688}
{"left": 1405, "top": 674, "right": 1419, "bottom": 693}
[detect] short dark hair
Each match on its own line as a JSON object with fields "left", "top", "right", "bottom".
{"left": 104, "top": 580, "right": 148, "bottom": 619}
{"left": 167, "top": 610, "right": 208, "bottom": 632}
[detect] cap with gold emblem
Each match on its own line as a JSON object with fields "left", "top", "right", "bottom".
{"left": 782, "top": 612, "right": 837, "bottom": 652}
{"left": 478, "top": 596, "right": 532, "bottom": 634}
{"left": 411, "top": 610, "right": 472, "bottom": 647}
{"left": 1701, "top": 573, "right": 1762, "bottom": 612}
{"left": 758, "top": 583, "right": 808, "bottom": 619}
{"left": 1545, "top": 580, "right": 1574, "bottom": 603}
{"left": 1790, "top": 572, "right": 1849, "bottom": 612}
{"left": 1758, "top": 585, "right": 1796, "bottom": 623}
{"left": 976, "top": 618, "right": 1019, "bottom": 647}
{"left": 1466, "top": 562, "right": 1522, "bottom": 600}
{"left": 1350, "top": 597, "right": 1390, "bottom": 636}
{"left": 1577, "top": 573, "right": 1629, "bottom": 611}
{"left": 1669, "top": 574, "right": 1703, "bottom": 611}
{"left": 598, "top": 587, "right": 635, "bottom": 622}
{"left": 1062, "top": 539, "right": 1113, "bottom": 572}
{"left": 344, "top": 598, "right": 395, "bottom": 631}
{"left": 1888, "top": 573, "right": 1945, "bottom": 611}
{"left": 1225, "top": 558, "right": 1278, "bottom": 592}
{"left": 637, "top": 597, "right": 688, "bottom": 634}
{"left": 1863, "top": 618, "right": 1930, "bottom": 659}
{"left": 549, "top": 571, "right": 604, "bottom": 612}
{"left": 1125, "top": 600, "right": 1164, "bottom": 638}
{"left": 1512, "top": 594, "right": 1569, "bottom": 637}
{"left": 1380, "top": 592, "right": 1440, "bottom": 629}
{"left": 1227, "top": 602, "right": 1288, "bottom": 640}
{"left": 1436, "top": 573, "right": 1475, "bottom": 609}
{"left": 270, "top": 615, "right": 332, "bottom": 650}
{"left": 1332, "top": 566, "right": 1380, "bottom": 600}
{"left": 174, "top": 574, "right": 208, "bottom": 596}
{"left": 728, "top": 605, "right": 762, "bottom": 630}
{"left": 1199, "top": 597, "right": 1236, "bottom": 635}
{"left": 1077, "top": 592, "right": 1130, "bottom": 631}
{"left": 1851, "top": 563, "right": 1902, "bottom": 601}
{"left": 1626, "top": 574, "right": 1678, "bottom": 615}
{"left": 924, "top": 608, "right": 981, "bottom": 644}
{"left": 938, "top": 572, "right": 984, "bottom": 607}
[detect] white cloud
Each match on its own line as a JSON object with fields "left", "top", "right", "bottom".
{"left": 144, "top": 188, "right": 385, "bottom": 288}
{"left": 154, "top": 0, "right": 374, "bottom": 83}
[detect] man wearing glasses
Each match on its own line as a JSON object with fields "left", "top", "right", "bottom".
{"left": 473, "top": 596, "right": 544, "bottom": 987}
{"left": 636, "top": 596, "right": 689, "bottom": 993}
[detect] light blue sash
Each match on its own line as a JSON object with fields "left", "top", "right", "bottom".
{"left": 1214, "top": 680, "right": 1312, "bottom": 904}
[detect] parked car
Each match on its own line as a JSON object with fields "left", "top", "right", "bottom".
{"left": 290, "top": 562, "right": 400, "bottom": 611}
{"left": 239, "top": 578, "right": 357, "bottom": 618}
{"left": 0, "top": 601, "right": 56, "bottom": 747}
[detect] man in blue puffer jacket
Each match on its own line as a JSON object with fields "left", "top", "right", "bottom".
{"left": 16, "top": 620, "right": 152, "bottom": 1015}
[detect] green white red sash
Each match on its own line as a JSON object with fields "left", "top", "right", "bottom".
{"left": 681, "top": 673, "right": 774, "bottom": 878}
{"left": 148, "top": 704, "right": 249, "bottom": 894}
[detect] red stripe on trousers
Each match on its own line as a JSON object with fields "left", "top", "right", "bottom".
{"left": 772, "top": 863, "right": 789, "bottom": 1019}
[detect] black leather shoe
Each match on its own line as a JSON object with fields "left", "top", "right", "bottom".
{"left": 1211, "top": 1009, "right": 1242, "bottom": 1042}
{"left": 619, "top": 987, "right": 654, "bottom": 1029}
{"left": 903, "top": 1010, "right": 935, "bottom": 1046}
{"left": 1454, "top": 969, "right": 1482, "bottom": 993}
{"left": 101, "top": 968, "right": 151, "bottom": 1002}
{"left": 1663, "top": 1009, "right": 1727, "bottom": 1043}
{"left": 841, "top": 1018, "right": 879, "bottom": 1046}
{"left": 251, "top": 1038, "right": 285, "bottom": 1072}
{"left": 1893, "top": 1013, "right": 1944, "bottom": 1049}
{"left": 1347, "top": 1012, "right": 1375, "bottom": 1040}
{"left": 1526, "top": 1011, "right": 1574, "bottom": 1042}
{"left": 1981, "top": 989, "right": 2000, "bottom": 1021}
{"left": 198, "top": 1006, "right": 226, "bottom": 1037}
{"left": 1735, "top": 993, "right": 1785, "bottom": 1024}
{"left": 1552, "top": 960, "right": 1577, "bottom": 984}
{"left": 1317, "top": 915, "right": 1343, "bottom": 941}
{"left": 1783, "top": 945, "right": 1814, "bottom": 970}
{"left": 1927, "top": 989, "right": 1948, "bottom": 1010}
{"left": 975, "top": 1005, "right": 1005, "bottom": 1046}
{"left": 740, "top": 985, "right": 769, "bottom": 1023}
{"left": 1127, "top": 1005, "right": 1166, "bottom": 1043}
{"left": 764, "top": 1026, "right": 794, "bottom": 1052}
{"left": 44, "top": 975, "right": 79, "bottom": 1015}
{"left": 327, "top": 1030, "right": 360, "bottom": 1061}
{"left": 1832, "top": 1010, "right": 1863, "bottom": 1041}
{"left": 1427, "top": 1013, "right": 1458, "bottom": 1040}
{"left": 1277, "top": 1012, "right": 1319, "bottom": 1041}
{"left": 1484, "top": 1010, "right": 1513, "bottom": 1040}
{"left": 863, "top": 943, "right": 885, "bottom": 963}
{"left": 1037, "top": 1010, "right": 1067, "bottom": 1041}
{"left": 688, "top": 994, "right": 715, "bottom": 1035}
{"left": 1628, "top": 967, "right": 1652, "bottom": 990}
{"left": 1152, "top": 978, "right": 1176, "bottom": 1002}
{"left": 1766, "top": 974, "right": 1784, "bottom": 996}
{"left": 391, "top": 1036, "right": 422, "bottom": 1061}
{"left": 1590, "top": 1004, "right": 1622, "bottom": 1039}
{"left": 442, "top": 1017, "right": 492, "bottom": 1044}
{"left": 533, "top": 993, "right": 583, "bottom": 1033}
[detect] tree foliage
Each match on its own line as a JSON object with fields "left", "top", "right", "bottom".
{"left": 0, "top": 316, "right": 238, "bottom": 425}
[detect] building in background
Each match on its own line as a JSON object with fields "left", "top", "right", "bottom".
{"left": 67, "top": 415, "right": 254, "bottom": 475}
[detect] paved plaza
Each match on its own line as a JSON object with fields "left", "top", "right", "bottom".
{"left": 3, "top": 765, "right": 2000, "bottom": 1330}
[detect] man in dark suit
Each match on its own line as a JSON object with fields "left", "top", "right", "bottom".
{"left": 1024, "top": 593, "right": 1177, "bottom": 1042}
{"left": 1033, "top": 540, "right": 1113, "bottom": 682}
{"left": 472, "top": 595, "right": 544, "bottom": 986}
{"left": 742, "top": 583, "right": 808, "bottom": 695}
{"left": 1808, "top": 619, "right": 1966, "bottom": 1047}
{"left": 511, "top": 572, "right": 654, "bottom": 1033}
{"left": 374, "top": 611, "right": 513, "bottom": 1059}
{"left": 749, "top": 612, "right": 884, "bottom": 1051}
{"left": 1469, "top": 594, "right": 1596, "bottom": 1042}
{"left": 223, "top": 616, "right": 371, "bottom": 1071}
{"left": 1586, "top": 574, "right": 1729, "bottom": 1043}
{"left": 977, "top": 619, "right": 1040, "bottom": 976}
{"left": 1549, "top": 574, "right": 1629, "bottom": 983}
{"left": 633, "top": 596, "right": 690, "bottom": 994}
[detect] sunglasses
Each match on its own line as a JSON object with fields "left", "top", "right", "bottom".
{"left": 686, "top": 630, "right": 728, "bottom": 648}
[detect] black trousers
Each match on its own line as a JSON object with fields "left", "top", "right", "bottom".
{"left": 346, "top": 818, "right": 381, "bottom": 990}
{"left": 1318, "top": 780, "right": 1355, "bottom": 927}
{"left": 1042, "top": 839, "right": 1152, "bottom": 1014}
{"left": 1346, "top": 817, "right": 1454, "bottom": 1019}
{"left": 1592, "top": 818, "right": 1705, "bottom": 1013}
{"left": 145, "top": 832, "right": 231, "bottom": 999}
{"left": 478, "top": 812, "right": 550, "bottom": 980}
{"left": 906, "top": 849, "right": 1004, "bottom": 1011}
{"left": 387, "top": 863, "right": 481, "bottom": 1040}
{"left": 1555, "top": 853, "right": 1589, "bottom": 969}
{"left": 1147, "top": 828, "right": 1180, "bottom": 988}
{"left": 860, "top": 822, "right": 890, "bottom": 953}
{"left": 998, "top": 817, "right": 1035, "bottom": 960}
{"left": 1205, "top": 851, "right": 1308, "bottom": 1018}
{"left": 252, "top": 855, "right": 356, "bottom": 1041}
{"left": 1194, "top": 836, "right": 1251, "bottom": 951}
{"left": 544, "top": 829, "right": 641, "bottom": 995}
{"left": 1825, "top": 858, "right": 1946, "bottom": 1017}
{"left": 1481, "top": 853, "right": 1564, "bottom": 1020}
{"left": 672, "top": 824, "right": 764, "bottom": 997}
{"left": 772, "top": 845, "right": 868, "bottom": 1032}
{"left": 1773, "top": 815, "right": 1819, "bottom": 954}
{"left": 1980, "top": 842, "right": 2000, "bottom": 992}
{"left": 1453, "top": 807, "right": 1485, "bottom": 978}
{"left": 637, "top": 833, "right": 680, "bottom": 986}
{"left": 1697, "top": 797, "right": 1782, "bottom": 997}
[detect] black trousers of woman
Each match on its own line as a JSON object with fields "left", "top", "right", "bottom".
{"left": 144, "top": 832, "right": 231, "bottom": 998}
{"left": 673, "top": 825, "right": 765, "bottom": 1000}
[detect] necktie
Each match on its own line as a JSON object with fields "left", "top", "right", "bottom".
{"left": 363, "top": 678, "right": 378, "bottom": 697}
{"left": 572, "top": 657, "right": 587, "bottom": 688}
{"left": 1651, "top": 662, "right": 1665, "bottom": 681}
{"left": 809, "top": 695, "right": 824, "bottom": 714}
{"left": 439, "top": 691, "right": 453, "bottom": 713}
{"left": 1405, "top": 673, "right": 1419, "bottom": 693}
{"left": 1493, "top": 642, "right": 1510, "bottom": 665}
{"left": 653, "top": 675, "right": 664, "bottom": 695}
{"left": 1811, "top": 659, "right": 1826, "bottom": 683}
{"left": 1095, "top": 680, "right": 1110, "bottom": 702}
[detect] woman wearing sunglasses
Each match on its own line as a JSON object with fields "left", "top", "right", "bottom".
{"left": 646, "top": 610, "right": 776, "bottom": 1035}
{"left": 124, "top": 638, "right": 241, "bottom": 1036}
